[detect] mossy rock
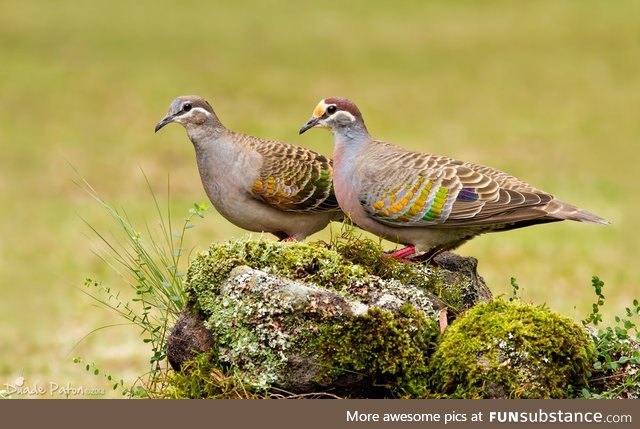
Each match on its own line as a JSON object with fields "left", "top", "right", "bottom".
{"left": 166, "top": 237, "right": 604, "bottom": 399}
{"left": 167, "top": 237, "right": 491, "bottom": 397}
{"left": 428, "top": 300, "right": 596, "bottom": 398}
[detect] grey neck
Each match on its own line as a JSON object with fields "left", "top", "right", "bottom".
{"left": 332, "top": 122, "right": 371, "bottom": 150}
{"left": 187, "top": 121, "right": 237, "bottom": 187}
{"left": 186, "top": 117, "right": 226, "bottom": 146}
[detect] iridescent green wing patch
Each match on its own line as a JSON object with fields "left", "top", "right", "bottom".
{"left": 250, "top": 141, "right": 339, "bottom": 213}
{"left": 362, "top": 170, "right": 461, "bottom": 226}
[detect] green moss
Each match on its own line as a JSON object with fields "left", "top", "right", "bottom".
{"left": 185, "top": 238, "right": 368, "bottom": 301}
{"left": 428, "top": 300, "right": 596, "bottom": 398}
{"left": 313, "top": 304, "right": 439, "bottom": 397}
{"left": 185, "top": 235, "right": 472, "bottom": 315}
{"left": 160, "top": 353, "right": 265, "bottom": 399}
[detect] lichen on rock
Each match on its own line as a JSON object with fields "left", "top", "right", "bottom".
{"left": 167, "top": 236, "right": 491, "bottom": 396}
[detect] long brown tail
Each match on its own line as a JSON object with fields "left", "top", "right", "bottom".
{"left": 550, "top": 200, "right": 610, "bottom": 225}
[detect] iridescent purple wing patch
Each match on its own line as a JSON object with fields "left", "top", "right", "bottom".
{"left": 457, "top": 187, "right": 479, "bottom": 202}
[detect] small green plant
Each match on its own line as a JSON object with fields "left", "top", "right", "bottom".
{"left": 72, "top": 357, "right": 125, "bottom": 394}
{"left": 75, "top": 174, "right": 208, "bottom": 397}
{"left": 582, "top": 276, "right": 606, "bottom": 326}
{"left": 581, "top": 277, "right": 640, "bottom": 399}
{"left": 509, "top": 277, "right": 520, "bottom": 301}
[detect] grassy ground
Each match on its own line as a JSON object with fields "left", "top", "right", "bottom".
{"left": 1, "top": 0, "right": 637, "bottom": 397}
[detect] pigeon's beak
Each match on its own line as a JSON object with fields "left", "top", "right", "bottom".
{"left": 155, "top": 115, "right": 175, "bottom": 133}
{"left": 299, "top": 117, "right": 320, "bottom": 134}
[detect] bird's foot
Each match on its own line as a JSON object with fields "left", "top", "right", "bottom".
{"left": 386, "top": 246, "right": 416, "bottom": 261}
{"left": 281, "top": 236, "right": 298, "bottom": 242}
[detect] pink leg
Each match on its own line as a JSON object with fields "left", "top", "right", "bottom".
{"left": 281, "top": 236, "right": 297, "bottom": 242}
{"left": 388, "top": 246, "right": 416, "bottom": 260}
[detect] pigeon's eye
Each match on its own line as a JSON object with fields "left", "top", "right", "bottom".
{"left": 326, "top": 105, "right": 337, "bottom": 115}
{"left": 183, "top": 103, "right": 192, "bottom": 112}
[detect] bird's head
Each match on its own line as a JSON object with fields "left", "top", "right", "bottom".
{"left": 299, "top": 97, "right": 365, "bottom": 134}
{"left": 155, "top": 96, "right": 216, "bottom": 132}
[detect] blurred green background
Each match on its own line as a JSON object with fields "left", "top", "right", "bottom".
{"left": 1, "top": 0, "right": 637, "bottom": 397}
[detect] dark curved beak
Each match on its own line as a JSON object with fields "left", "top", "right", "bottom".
{"left": 299, "top": 117, "right": 320, "bottom": 134}
{"left": 154, "top": 115, "right": 174, "bottom": 133}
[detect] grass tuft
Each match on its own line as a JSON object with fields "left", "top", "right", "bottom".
{"left": 74, "top": 173, "right": 208, "bottom": 397}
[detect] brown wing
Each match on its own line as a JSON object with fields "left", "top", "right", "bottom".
{"left": 245, "top": 138, "right": 340, "bottom": 213}
{"left": 360, "top": 141, "right": 580, "bottom": 228}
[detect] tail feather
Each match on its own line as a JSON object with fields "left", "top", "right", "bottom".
{"left": 550, "top": 200, "right": 610, "bottom": 225}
